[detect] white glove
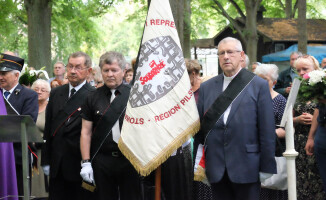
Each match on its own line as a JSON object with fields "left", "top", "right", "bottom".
{"left": 259, "top": 172, "right": 273, "bottom": 182}
{"left": 80, "top": 162, "right": 94, "bottom": 183}
{"left": 42, "top": 165, "right": 50, "bottom": 176}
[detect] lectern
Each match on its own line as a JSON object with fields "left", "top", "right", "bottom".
{"left": 0, "top": 115, "right": 43, "bottom": 200}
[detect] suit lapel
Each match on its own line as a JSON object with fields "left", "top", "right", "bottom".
{"left": 57, "top": 84, "right": 69, "bottom": 112}
{"left": 7, "top": 84, "right": 23, "bottom": 112}
{"left": 64, "top": 83, "right": 90, "bottom": 114}
{"left": 209, "top": 75, "right": 223, "bottom": 107}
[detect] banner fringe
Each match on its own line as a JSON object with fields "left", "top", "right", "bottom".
{"left": 118, "top": 119, "right": 200, "bottom": 176}
{"left": 194, "top": 165, "right": 206, "bottom": 182}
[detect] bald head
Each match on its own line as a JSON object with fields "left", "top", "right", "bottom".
{"left": 321, "top": 58, "right": 326, "bottom": 69}
{"left": 3, "top": 51, "right": 18, "bottom": 56}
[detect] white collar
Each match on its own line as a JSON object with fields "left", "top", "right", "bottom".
{"left": 4, "top": 83, "right": 19, "bottom": 94}
{"left": 223, "top": 68, "right": 242, "bottom": 82}
{"left": 69, "top": 80, "right": 86, "bottom": 93}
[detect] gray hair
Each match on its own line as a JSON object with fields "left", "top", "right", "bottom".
{"left": 254, "top": 64, "right": 279, "bottom": 81}
{"left": 244, "top": 54, "right": 250, "bottom": 68}
{"left": 217, "top": 37, "right": 243, "bottom": 51}
{"left": 99, "top": 51, "right": 126, "bottom": 70}
{"left": 31, "top": 79, "right": 51, "bottom": 92}
{"left": 12, "top": 70, "right": 21, "bottom": 76}
{"left": 290, "top": 51, "right": 303, "bottom": 57}
{"left": 252, "top": 62, "right": 261, "bottom": 66}
{"left": 54, "top": 61, "right": 65, "bottom": 68}
{"left": 92, "top": 66, "right": 102, "bottom": 81}
{"left": 68, "top": 51, "right": 92, "bottom": 68}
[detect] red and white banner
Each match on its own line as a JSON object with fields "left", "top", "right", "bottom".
{"left": 118, "top": 0, "right": 200, "bottom": 176}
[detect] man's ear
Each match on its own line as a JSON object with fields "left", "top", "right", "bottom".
{"left": 14, "top": 71, "right": 20, "bottom": 80}
{"left": 240, "top": 51, "right": 245, "bottom": 61}
{"left": 87, "top": 67, "right": 92, "bottom": 75}
{"left": 273, "top": 80, "right": 277, "bottom": 86}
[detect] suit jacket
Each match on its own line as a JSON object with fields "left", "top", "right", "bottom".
{"left": 197, "top": 73, "right": 277, "bottom": 184}
{"left": 6, "top": 84, "right": 38, "bottom": 165}
{"left": 41, "top": 83, "right": 95, "bottom": 181}
{"left": 6, "top": 84, "right": 38, "bottom": 121}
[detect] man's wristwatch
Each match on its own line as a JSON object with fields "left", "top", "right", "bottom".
{"left": 81, "top": 159, "right": 90, "bottom": 164}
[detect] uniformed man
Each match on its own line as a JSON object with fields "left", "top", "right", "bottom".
{"left": 0, "top": 53, "right": 38, "bottom": 198}
{"left": 41, "top": 51, "right": 95, "bottom": 200}
{"left": 80, "top": 51, "right": 141, "bottom": 200}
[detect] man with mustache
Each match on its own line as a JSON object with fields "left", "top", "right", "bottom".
{"left": 42, "top": 51, "right": 95, "bottom": 200}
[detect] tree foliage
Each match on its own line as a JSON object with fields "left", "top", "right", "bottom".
{"left": 1, "top": 0, "right": 326, "bottom": 68}
{"left": 0, "top": 0, "right": 115, "bottom": 67}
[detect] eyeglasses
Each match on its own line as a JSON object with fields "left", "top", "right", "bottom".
{"left": 66, "top": 65, "right": 89, "bottom": 71}
{"left": 218, "top": 50, "right": 241, "bottom": 57}
{"left": 34, "top": 88, "right": 49, "bottom": 93}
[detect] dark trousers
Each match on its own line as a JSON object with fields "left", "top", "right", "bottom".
{"left": 315, "top": 145, "right": 326, "bottom": 193}
{"left": 211, "top": 171, "right": 260, "bottom": 200}
{"left": 49, "top": 168, "right": 94, "bottom": 200}
{"left": 16, "top": 164, "right": 31, "bottom": 200}
{"left": 92, "top": 152, "right": 142, "bottom": 200}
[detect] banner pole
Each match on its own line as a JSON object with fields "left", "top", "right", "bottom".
{"left": 155, "top": 166, "right": 161, "bottom": 200}
{"left": 283, "top": 106, "right": 299, "bottom": 200}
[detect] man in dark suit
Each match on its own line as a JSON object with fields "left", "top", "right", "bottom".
{"left": 41, "top": 51, "right": 95, "bottom": 200}
{"left": 274, "top": 51, "right": 302, "bottom": 98}
{"left": 0, "top": 53, "right": 38, "bottom": 198}
{"left": 196, "top": 37, "right": 277, "bottom": 200}
{"left": 80, "top": 51, "right": 141, "bottom": 200}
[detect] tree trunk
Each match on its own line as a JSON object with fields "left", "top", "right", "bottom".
{"left": 285, "top": 0, "right": 292, "bottom": 18}
{"left": 183, "top": 0, "right": 191, "bottom": 58}
{"left": 170, "top": 0, "right": 184, "bottom": 51}
{"left": 244, "top": 0, "right": 258, "bottom": 65}
{"left": 297, "top": 0, "right": 307, "bottom": 54}
{"left": 25, "top": 0, "right": 52, "bottom": 71}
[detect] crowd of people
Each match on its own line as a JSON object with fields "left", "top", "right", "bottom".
{"left": 0, "top": 36, "right": 326, "bottom": 200}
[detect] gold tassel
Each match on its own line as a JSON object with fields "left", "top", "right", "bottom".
{"left": 194, "top": 165, "right": 207, "bottom": 182}
{"left": 118, "top": 119, "right": 200, "bottom": 176}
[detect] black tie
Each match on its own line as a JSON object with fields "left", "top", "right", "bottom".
{"left": 4, "top": 91, "right": 10, "bottom": 99}
{"left": 70, "top": 88, "right": 76, "bottom": 97}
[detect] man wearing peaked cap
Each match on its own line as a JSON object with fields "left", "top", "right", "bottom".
{"left": 0, "top": 53, "right": 24, "bottom": 72}
{"left": 0, "top": 53, "right": 39, "bottom": 198}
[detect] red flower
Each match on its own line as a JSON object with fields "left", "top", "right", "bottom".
{"left": 303, "top": 73, "right": 310, "bottom": 80}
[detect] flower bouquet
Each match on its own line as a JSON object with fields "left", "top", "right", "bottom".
{"left": 19, "top": 66, "right": 49, "bottom": 87}
{"left": 297, "top": 69, "right": 326, "bottom": 104}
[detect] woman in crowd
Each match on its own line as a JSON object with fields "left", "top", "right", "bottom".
{"left": 124, "top": 68, "right": 134, "bottom": 84}
{"left": 305, "top": 98, "right": 326, "bottom": 194}
{"left": 186, "top": 59, "right": 202, "bottom": 103}
{"left": 50, "top": 79, "right": 62, "bottom": 88}
{"left": 254, "top": 64, "right": 287, "bottom": 200}
{"left": 31, "top": 79, "right": 51, "bottom": 199}
{"left": 293, "top": 55, "right": 325, "bottom": 200}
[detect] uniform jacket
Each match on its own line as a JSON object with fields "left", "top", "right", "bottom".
{"left": 41, "top": 83, "right": 95, "bottom": 181}
{"left": 6, "top": 84, "right": 38, "bottom": 165}
{"left": 197, "top": 73, "right": 277, "bottom": 184}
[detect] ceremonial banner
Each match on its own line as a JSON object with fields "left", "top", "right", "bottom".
{"left": 119, "top": 0, "right": 200, "bottom": 176}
